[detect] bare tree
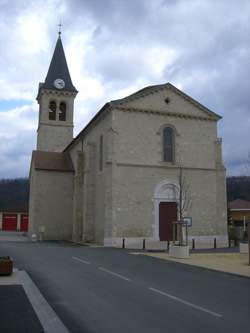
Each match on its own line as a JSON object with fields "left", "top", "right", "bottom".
{"left": 177, "top": 166, "right": 192, "bottom": 245}
{"left": 245, "top": 152, "right": 250, "bottom": 176}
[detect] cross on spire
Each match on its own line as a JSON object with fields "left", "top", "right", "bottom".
{"left": 58, "top": 21, "right": 62, "bottom": 36}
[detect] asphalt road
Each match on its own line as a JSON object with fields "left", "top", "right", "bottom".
{"left": 0, "top": 241, "right": 249, "bottom": 333}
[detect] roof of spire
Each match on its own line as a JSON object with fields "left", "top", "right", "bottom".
{"left": 41, "top": 35, "right": 77, "bottom": 93}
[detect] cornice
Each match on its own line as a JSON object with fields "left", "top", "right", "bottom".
{"left": 111, "top": 83, "right": 221, "bottom": 121}
{"left": 113, "top": 105, "right": 217, "bottom": 122}
{"left": 107, "top": 161, "right": 225, "bottom": 172}
{"left": 37, "top": 122, "right": 73, "bottom": 128}
{"left": 37, "top": 88, "right": 77, "bottom": 101}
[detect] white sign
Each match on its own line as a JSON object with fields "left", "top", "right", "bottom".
{"left": 182, "top": 217, "right": 192, "bottom": 227}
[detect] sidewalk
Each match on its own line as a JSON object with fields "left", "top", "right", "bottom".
{"left": 133, "top": 251, "right": 250, "bottom": 278}
{"left": 0, "top": 231, "right": 29, "bottom": 242}
{"left": 0, "top": 269, "right": 69, "bottom": 333}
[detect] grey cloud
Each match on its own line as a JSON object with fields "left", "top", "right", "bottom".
{"left": 54, "top": 0, "right": 250, "bottom": 175}
{"left": 0, "top": 0, "right": 249, "bottom": 177}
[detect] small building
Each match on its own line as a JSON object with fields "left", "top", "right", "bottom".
{"left": 228, "top": 199, "right": 250, "bottom": 235}
{"left": 0, "top": 205, "right": 29, "bottom": 232}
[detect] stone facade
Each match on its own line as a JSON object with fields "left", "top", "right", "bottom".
{"left": 29, "top": 163, "right": 74, "bottom": 240}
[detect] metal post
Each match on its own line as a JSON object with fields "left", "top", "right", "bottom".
{"left": 122, "top": 238, "right": 125, "bottom": 249}
{"left": 143, "top": 239, "right": 145, "bottom": 250}
{"left": 248, "top": 222, "right": 250, "bottom": 266}
{"left": 192, "top": 238, "right": 195, "bottom": 249}
{"left": 173, "top": 222, "right": 175, "bottom": 245}
{"left": 185, "top": 223, "right": 188, "bottom": 246}
{"left": 214, "top": 238, "right": 217, "bottom": 249}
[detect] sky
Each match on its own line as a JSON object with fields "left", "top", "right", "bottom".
{"left": 0, "top": 0, "right": 249, "bottom": 178}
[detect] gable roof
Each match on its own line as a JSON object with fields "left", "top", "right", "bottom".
{"left": 32, "top": 151, "right": 74, "bottom": 172}
{"left": 40, "top": 36, "right": 77, "bottom": 94}
{"left": 64, "top": 102, "right": 111, "bottom": 152}
{"left": 229, "top": 199, "right": 250, "bottom": 210}
{"left": 64, "top": 82, "right": 221, "bottom": 152}
{"left": 110, "top": 82, "right": 221, "bottom": 120}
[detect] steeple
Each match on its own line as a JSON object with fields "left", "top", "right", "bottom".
{"left": 42, "top": 35, "right": 77, "bottom": 93}
{"left": 36, "top": 33, "right": 77, "bottom": 153}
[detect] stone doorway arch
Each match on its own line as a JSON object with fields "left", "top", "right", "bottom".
{"left": 153, "top": 180, "right": 179, "bottom": 240}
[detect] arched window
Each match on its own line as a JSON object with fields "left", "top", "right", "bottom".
{"left": 49, "top": 101, "right": 56, "bottom": 120}
{"left": 163, "top": 127, "right": 174, "bottom": 162}
{"left": 59, "top": 102, "right": 66, "bottom": 121}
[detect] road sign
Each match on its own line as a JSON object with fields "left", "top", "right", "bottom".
{"left": 183, "top": 217, "right": 192, "bottom": 227}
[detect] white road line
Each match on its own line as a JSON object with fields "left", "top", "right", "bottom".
{"left": 72, "top": 256, "right": 90, "bottom": 265}
{"left": 19, "top": 270, "right": 70, "bottom": 333}
{"left": 98, "top": 267, "right": 131, "bottom": 282}
{"left": 149, "top": 287, "right": 222, "bottom": 318}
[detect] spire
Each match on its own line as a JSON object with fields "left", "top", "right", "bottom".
{"left": 42, "top": 35, "right": 77, "bottom": 93}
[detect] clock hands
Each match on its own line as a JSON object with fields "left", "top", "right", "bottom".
{"left": 54, "top": 78, "right": 65, "bottom": 89}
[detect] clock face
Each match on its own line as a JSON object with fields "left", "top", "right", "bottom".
{"left": 54, "top": 78, "right": 65, "bottom": 89}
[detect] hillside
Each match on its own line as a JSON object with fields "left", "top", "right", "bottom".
{"left": 226, "top": 176, "right": 250, "bottom": 202}
{"left": 0, "top": 178, "right": 29, "bottom": 212}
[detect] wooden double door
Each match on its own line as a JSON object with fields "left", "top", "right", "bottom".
{"left": 159, "top": 202, "right": 177, "bottom": 241}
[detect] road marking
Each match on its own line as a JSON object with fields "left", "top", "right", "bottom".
{"left": 98, "top": 267, "right": 131, "bottom": 282}
{"left": 149, "top": 287, "right": 222, "bottom": 318}
{"left": 72, "top": 256, "right": 90, "bottom": 265}
{"left": 19, "top": 270, "right": 70, "bottom": 333}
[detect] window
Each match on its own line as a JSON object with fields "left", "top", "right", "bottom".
{"left": 99, "top": 134, "right": 103, "bottom": 171}
{"left": 49, "top": 101, "right": 56, "bottom": 120}
{"left": 59, "top": 102, "right": 66, "bottom": 121}
{"left": 163, "top": 127, "right": 174, "bottom": 162}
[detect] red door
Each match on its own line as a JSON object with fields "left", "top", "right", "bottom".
{"left": 20, "top": 214, "right": 29, "bottom": 232}
{"left": 2, "top": 214, "right": 18, "bottom": 231}
{"left": 159, "top": 202, "right": 177, "bottom": 241}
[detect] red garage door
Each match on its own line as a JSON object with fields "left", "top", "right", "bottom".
{"left": 2, "top": 214, "right": 17, "bottom": 231}
{"left": 20, "top": 214, "right": 29, "bottom": 232}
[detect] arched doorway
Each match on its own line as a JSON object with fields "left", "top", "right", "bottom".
{"left": 153, "top": 181, "right": 179, "bottom": 241}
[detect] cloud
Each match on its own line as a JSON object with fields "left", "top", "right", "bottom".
{"left": 0, "top": 0, "right": 249, "bottom": 178}
{"left": 0, "top": 103, "right": 37, "bottom": 178}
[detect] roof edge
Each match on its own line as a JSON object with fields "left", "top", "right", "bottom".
{"left": 64, "top": 102, "right": 112, "bottom": 152}
{"left": 111, "top": 82, "right": 222, "bottom": 121}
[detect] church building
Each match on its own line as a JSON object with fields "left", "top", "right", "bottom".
{"left": 28, "top": 34, "right": 228, "bottom": 248}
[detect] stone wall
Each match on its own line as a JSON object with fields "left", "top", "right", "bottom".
{"left": 112, "top": 108, "right": 217, "bottom": 169}
{"left": 28, "top": 167, "right": 74, "bottom": 240}
{"left": 36, "top": 90, "right": 75, "bottom": 152}
{"left": 69, "top": 110, "right": 113, "bottom": 244}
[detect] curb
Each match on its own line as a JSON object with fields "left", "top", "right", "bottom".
{"left": 133, "top": 253, "right": 250, "bottom": 280}
{"left": 167, "top": 259, "right": 250, "bottom": 280}
{"left": 18, "top": 270, "right": 70, "bottom": 333}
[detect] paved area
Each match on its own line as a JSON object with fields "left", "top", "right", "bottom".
{"left": 135, "top": 251, "right": 250, "bottom": 277}
{"left": 0, "top": 268, "right": 69, "bottom": 333}
{"left": 0, "top": 284, "right": 44, "bottom": 333}
{"left": 0, "top": 231, "right": 28, "bottom": 242}
{"left": 0, "top": 241, "right": 249, "bottom": 333}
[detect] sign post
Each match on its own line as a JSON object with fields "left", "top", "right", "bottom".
{"left": 182, "top": 217, "right": 192, "bottom": 246}
{"left": 248, "top": 222, "right": 250, "bottom": 266}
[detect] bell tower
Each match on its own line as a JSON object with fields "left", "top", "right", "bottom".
{"left": 36, "top": 33, "right": 78, "bottom": 152}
